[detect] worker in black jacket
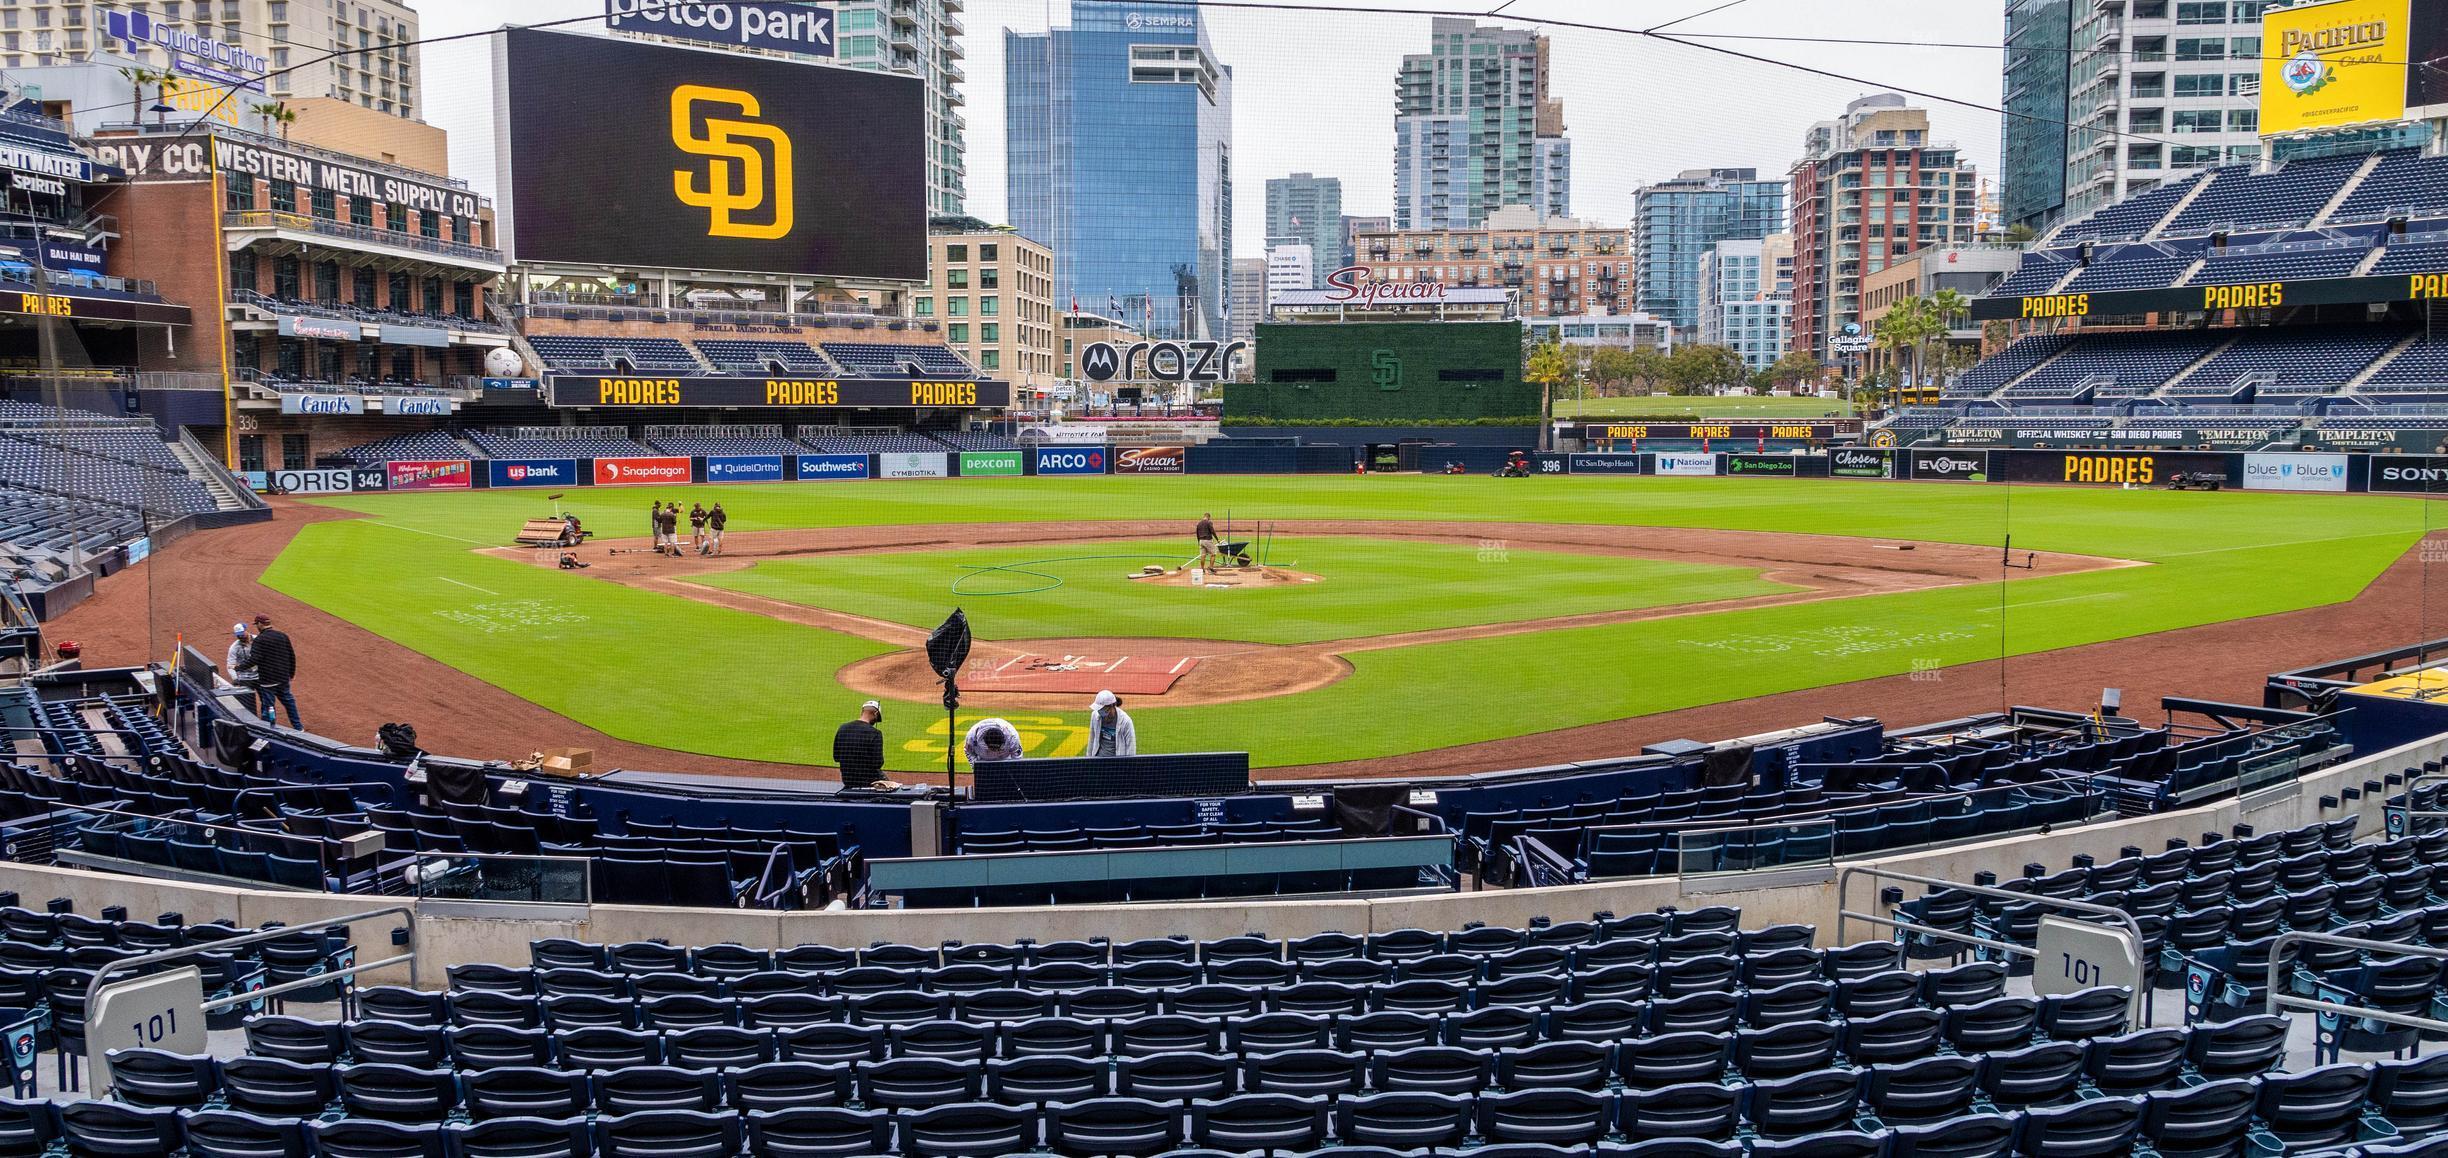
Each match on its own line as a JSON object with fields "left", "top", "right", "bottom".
{"left": 249, "top": 614, "right": 302, "bottom": 728}
{"left": 833, "top": 700, "right": 888, "bottom": 789}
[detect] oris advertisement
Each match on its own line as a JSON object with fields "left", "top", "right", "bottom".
{"left": 1911, "top": 449, "right": 1989, "bottom": 482}
{"left": 705, "top": 455, "right": 787, "bottom": 483}
{"left": 594, "top": 456, "right": 693, "bottom": 486}
{"left": 1830, "top": 448, "right": 1894, "bottom": 479}
{"left": 2240, "top": 452, "right": 2349, "bottom": 492}
{"left": 2370, "top": 456, "right": 2448, "bottom": 493}
{"left": 488, "top": 459, "right": 581, "bottom": 489}
{"left": 794, "top": 454, "right": 871, "bottom": 481}
{"left": 1034, "top": 447, "right": 1108, "bottom": 476}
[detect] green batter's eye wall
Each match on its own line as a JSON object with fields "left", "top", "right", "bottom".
{"left": 1233, "top": 320, "right": 1539, "bottom": 422}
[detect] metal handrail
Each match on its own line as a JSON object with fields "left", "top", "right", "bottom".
{"left": 2266, "top": 931, "right": 2448, "bottom": 1035}
{"left": 82, "top": 904, "right": 418, "bottom": 1024}
{"left": 1838, "top": 865, "right": 2151, "bottom": 1023}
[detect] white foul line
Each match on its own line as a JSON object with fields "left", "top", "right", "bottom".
{"left": 438, "top": 577, "right": 500, "bottom": 596}
{"left": 371, "top": 521, "right": 493, "bottom": 546}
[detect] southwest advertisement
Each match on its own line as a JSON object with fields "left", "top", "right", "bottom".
{"left": 2259, "top": 0, "right": 2409, "bottom": 135}
{"left": 795, "top": 454, "right": 870, "bottom": 481}
{"left": 497, "top": 27, "right": 925, "bottom": 281}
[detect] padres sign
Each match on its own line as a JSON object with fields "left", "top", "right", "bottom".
{"left": 498, "top": 27, "right": 926, "bottom": 281}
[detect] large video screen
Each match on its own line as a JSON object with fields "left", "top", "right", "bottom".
{"left": 2412, "top": 0, "right": 2448, "bottom": 109}
{"left": 496, "top": 27, "right": 925, "bottom": 281}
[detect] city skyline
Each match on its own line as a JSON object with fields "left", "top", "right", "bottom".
{"left": 403, "top": 0, "right": 2003, "bottom": 263}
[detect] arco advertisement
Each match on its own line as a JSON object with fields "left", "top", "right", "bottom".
{"left": 795, "top": 454, "right": 871, "bottom": 481}
{"left": 1034, "top": 447, "right": 1108, "bottom": 476}
{"left": 593, "top": 456, "right": 692, "bottom": 487}
{"left": 705, "top": 455, "right": 787, "bottom": 483}
{"left": 958, "top": 450, "right": 1024, "bottom": 477}
{"left": 488, "top": 459, "right": 580, "bottom": 489}
{"left": 385, "top": 459, "right": 470, "bottom": 492}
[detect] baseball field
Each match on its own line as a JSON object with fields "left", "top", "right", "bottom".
{"left": 235, "top": 475, "right": 2435, "bottom": 775}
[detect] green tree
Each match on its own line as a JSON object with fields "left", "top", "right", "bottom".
{"left": 251, "top": 100, "right": 297, "bottom": 140}
{"left": 1761, "top": 350, "right": 1823, "bottom": 393}
{"left": 1665, "top": 344, "right": 1749, "bottom": 396}
{"left": 1525, "top": 341, "right": 1570, "bottom": 444}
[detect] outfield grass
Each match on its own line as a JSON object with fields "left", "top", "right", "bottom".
{"left": 692, "top": 536, "right": 1798, "bottom": 645}
{"left": 273, "top": 477, "right": 2428, "bottom": 769}
{"left": 1555, "top": 395, "right": 1847, "bottom": 419}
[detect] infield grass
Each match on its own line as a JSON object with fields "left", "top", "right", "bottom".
{"left": 693, "top": 536, "right": 1799, "bottom": 645}
{"left": 271, "top": 477, "right": 2430, "bottom": 769}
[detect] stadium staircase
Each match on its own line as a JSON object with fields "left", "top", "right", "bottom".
{"left": 167, "top": 432, "right": 260, "bottom": 514}
{"left": 1978, "top": 343, "right": 2084, "bottom": 399}
{"left": 2311, "top": 152, "right": 2393, "bottom": 228}
{"left": 490, "top": 300, "right": 550, "bottom": 385}
{"left": 2140, "top": 177, "right": 2215, "bottom": 242}
{"left": 2141, "top": 338, "right": 2242, "bottom": 399}
{"left": 2339, "top": 332, "right": 2433, "bottom": 402}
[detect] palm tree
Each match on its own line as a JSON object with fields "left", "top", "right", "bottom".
{"left": 1873, "top": 297, "right": 1934, "bottom": 394}
{"left": 250, "top": 100, "right": 297, "bottom": 141}
{"left": 119, "top": 66, "right": 177, "bottom": 130}
{"left": 1526, "top": 340, "right": 1569, "bottom": 449}
{"left": 1927, "top": 289, "right": 1971, "bottom": 391}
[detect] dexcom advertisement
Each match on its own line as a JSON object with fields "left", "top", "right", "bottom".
{"left": 497, "top": 27, "right": 924, "bottom": 280}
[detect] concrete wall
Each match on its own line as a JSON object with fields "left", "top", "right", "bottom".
{"left": 8, "top": 733, "right": 2429, "bottom": 984}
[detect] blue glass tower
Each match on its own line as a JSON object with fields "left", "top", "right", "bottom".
{"left": 1007, "top": 1, "right": 1234, "bottom": 342}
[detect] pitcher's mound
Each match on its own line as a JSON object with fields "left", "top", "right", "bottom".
{"left": 1129, "top": 564, "right": 1322, "bottom": 589}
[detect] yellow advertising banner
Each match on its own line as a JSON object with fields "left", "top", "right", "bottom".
{"left": 2261, "top": 0, "right": 2411, "bottom": 133}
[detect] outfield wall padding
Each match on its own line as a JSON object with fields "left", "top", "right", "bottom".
{"left": 1185, "top": 445, "right": 1300, "bottom": 474}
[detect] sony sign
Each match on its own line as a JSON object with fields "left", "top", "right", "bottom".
{"left": 1323, "top": 265, "right": 1452, "bottom": 308}
{"left": 1078, "top": 339, "right": 1248, "bottom": 384}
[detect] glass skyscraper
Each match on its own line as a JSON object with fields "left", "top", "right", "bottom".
{"left": 1006, "top": 0, "right": 1234, "bottom": 342}
{"left": 1632, "top": 168, "right": 1787, "bottom": 339}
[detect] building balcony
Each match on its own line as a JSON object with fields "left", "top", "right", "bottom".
{"left": 222, "top": 211, "right": 505, "bottom": 272}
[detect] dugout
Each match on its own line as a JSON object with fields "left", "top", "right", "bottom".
{"left": 1234, "top": 320, "right": 1534, "bottom": 422}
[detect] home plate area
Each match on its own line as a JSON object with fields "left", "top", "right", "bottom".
{"left": 960, "top": 652, "right": 1202, "bottom": 695}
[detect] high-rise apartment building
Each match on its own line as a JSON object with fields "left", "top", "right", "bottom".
{"left": 2001, "top": 0, "right": 2277, "bottom": 233}
{"left": 1632, "top": 167, "right": 1787, "bottom": 338}
{"left": 817, "top": 0, "right": 971, "bottom": 217}
{"left": 1265, "top": 173, "right": 1343, "bottom": 287}
{"left": 1339, "top": 215, "right": 1389, "bottom": 271}
{"left": 917, "top": 227, "right": 1057, "bottom": 388}
{"left": 1227, "top": 256, "right": 1266, "bottom": 343}
{"left": 1788, "top": 94, "right": 1977, "bottom": 362}
{"left": 1392, "top": 17, "right": 1570, "bottom": 231}
{"left": 1007, "top": 0, "right": 1233, "bottom": 341}
{"left": 1698, "top": 234, "right": 1794, "bottom": 373}
{"left": 1353, "top": 207, "right": 1626, "bottom": 320}
{"left": 16, "top": 0, "right": 423, "bottom": 120}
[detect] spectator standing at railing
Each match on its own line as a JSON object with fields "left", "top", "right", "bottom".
{"left": 224, "top": 622, "right": 261, "bottom": 715}
{"left": 250, "top": 614, "right": 302, "bottom": 728}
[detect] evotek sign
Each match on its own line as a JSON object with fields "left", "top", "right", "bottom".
{"left": 499, "top": 28, "right": 925, "bottom": 281}
{"left": 1078, "top": 340, "right": 1248, "bottom": 384}
{"left": 1322, "top": 265, "right": 1450, "bottom": 307}
{"left": 1912, "top": 449, "right": 1989, "bottom": 482}
{"left": 607, "top": 0, "right": 835, "bottom": 57}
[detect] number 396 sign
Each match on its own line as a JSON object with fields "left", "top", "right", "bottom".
{"left": 87, "top": 966, "right": 207, "bottom": 1088}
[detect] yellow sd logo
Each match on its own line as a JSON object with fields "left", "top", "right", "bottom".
{"left": 670, "top": 84, "right": 793, "bottom": 240}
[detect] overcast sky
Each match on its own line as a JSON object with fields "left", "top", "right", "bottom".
{"left": 414, "top": 0, "right": 2008, "bottom": 256}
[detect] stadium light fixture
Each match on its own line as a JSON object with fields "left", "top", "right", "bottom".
{"left": 927, "top": 610, "right": 972, "bottom": 795}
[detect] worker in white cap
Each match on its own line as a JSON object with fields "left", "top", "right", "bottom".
{"left": 1087, "top": 689, "right": 1137, "bottom": 757}
{"left": 224, "top": 622, "right": 261, "bottom": 715}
